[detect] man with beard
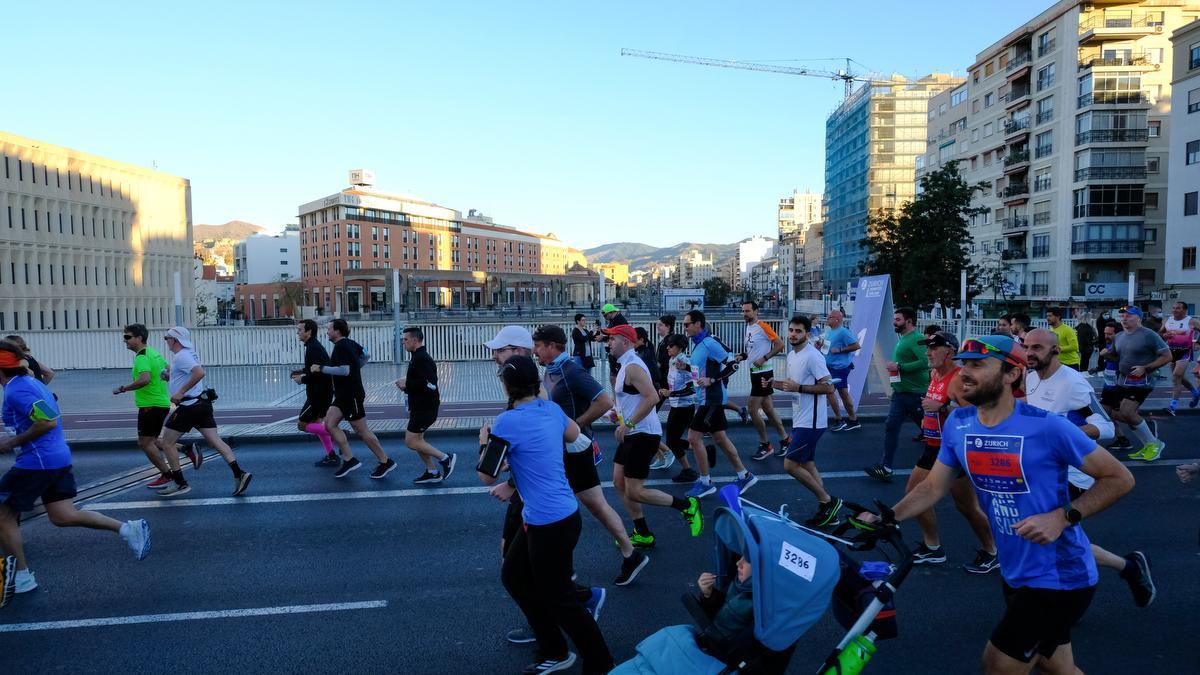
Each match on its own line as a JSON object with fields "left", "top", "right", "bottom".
{"left": 737, "top": 301, "right": 790, "bottom": 461}
{"left": 861, "top": 334, "right": 1135, "bottom": 674}
{"left": 864, "top": 308, "right": 929, "bottom": 482}
{"left": 1108, "top": 307, "right": 1170, "bottom": 461}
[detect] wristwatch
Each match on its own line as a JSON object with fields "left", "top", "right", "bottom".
{"left": 1063, "top": 504, "right": 1082, "bottom": 525}
{"left": 624, "top": 419, "right": 637, "bottom": 429}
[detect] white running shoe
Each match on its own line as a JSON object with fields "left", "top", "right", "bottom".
{"left": 15, "top": 568, "right": 38, "bottom": 594}
{"left": 121, "top": 519, "right": 152, "bottom": 561}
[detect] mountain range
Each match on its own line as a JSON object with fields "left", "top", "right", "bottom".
{"left": 583, "top": 241, "right": 744, "bottom": 271}
{"left": 193, "top": 220, "right": 265, "bottom": 241}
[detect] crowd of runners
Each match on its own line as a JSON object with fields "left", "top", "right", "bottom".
{"left": 0, "top": 301, "right": 1194, "bottom": 674}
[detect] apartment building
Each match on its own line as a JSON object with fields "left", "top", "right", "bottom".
{"left": 675, "top": 250, "right": 715, "bottom": 288}
{"left": 778, "top": 189, "right": 824, "bottom": 301}
{"left": 0, "top": 130, "right": 194, "bottom": 331}
{"left": 936, "top": 1, "right": 1199, "bottom": 307}
{"left": 1165, "top": 20, "right": 1200, "bottom": 305}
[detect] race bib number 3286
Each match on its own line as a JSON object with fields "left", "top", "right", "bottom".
{"left": 964, "top": 434, "right": 1030, "bottom": 495}
{"left": 778, "top": 542, "right": 816, "bottom": 581}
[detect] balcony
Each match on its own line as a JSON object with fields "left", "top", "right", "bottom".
{"left": 1074, "top": 166, "right": 1147, "bottom": 181}
{"left": 1001, "top": 216, "right": 1030, "bottom": 233}
{"left": 1077, "top": 91, "right": 1149, "bottom": 108}
{"left": 1004, "top": 118, "right": 1031, "bottom": 138}
{"left": 1002, "top": 248, "right": 1029, "bottom": 261}
{"left": 1006, "top": 53, "right": 1033, "bottom": 72}
{"left": 1077, "top": 52, "right": 1153, "bottom": 71}
{"left": 1071, "top": 240, "right": 1145, "bottom": 256}
{"left": 1035, "top": 110, "right": 1054, "bottom": 125}
{"left": 1003, "top": 149, "right": 1029, "bottom": 166}
{"left": 1003, "top": 183, "right": 1030, "bottom": 203}
{"left": 1004, "top": 88, "right": 1031, "bottom": 109}
{"left": 1075, "top": 128, "right": 1149, "bottom": 145}
{"left": 1079, "top": 13, "right": 1164, "bottom": 43}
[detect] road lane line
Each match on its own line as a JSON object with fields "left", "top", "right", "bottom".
{"left": 0, "top": 600, "right": 389, "bottom": 633}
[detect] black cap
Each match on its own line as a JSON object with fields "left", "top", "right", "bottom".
{"left": 532, "top": 324, "right": 568, "bottom": 347}
{"left": 918, "top": 330, "right": 960, "bottom": 351}
{"left": 500, "top": 354, "right": 541, "bottom": 389}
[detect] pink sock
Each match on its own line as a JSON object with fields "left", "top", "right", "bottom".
{"left": 305, "top": 422, "right": 334, "bottom": 453}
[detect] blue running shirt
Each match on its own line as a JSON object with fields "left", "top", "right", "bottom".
{"left": 492, "top": 399, "right": 579, "bottom": 526}
{"left": 937, "top": 402, "right": 1098, "bottom": 590}
{"left": 2, "top": 375, "right": 71, "bottom": 470}
{"left": 689, "top": 332, "right": 729, "bottom": 406}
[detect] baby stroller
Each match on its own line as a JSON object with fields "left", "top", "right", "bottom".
{"left": 612, "top": 485, "right": 913, "bottom": 675}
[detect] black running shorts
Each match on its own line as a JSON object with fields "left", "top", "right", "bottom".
{"left": 137, "top": 406, "right": 170, "bottom": 438}
{"left": 406, "top": 408, "right": 438, "bottom": 434}
{"left": 563, "top": 449, "right": 601, "bottom": 494}
{"left": 614, "top": 432, "right": 661, "bottom": 480}
{"left": 331, "top": 395, "right": 366, "bottom": 422}
{"left": 0, "top": 466, "right": 77, "bottom": 513}
{"left": 299, "top": 397, "right": 331, "bottom": 424}
{"left": 990, "top": 582, "right": 1096, "bottom": 662}
{"left": 1110, "top": 385, "right": 1151, "bottom": 406}
{"left": 749, "top": 371, "right": 774, "bottom": 397}
{"left": 689, "top": 404, "right": 728, "bottom": 433}
{"left": 165, "top": 401, "right": 217, "bottom": 433}
{"left": 664, "top": 406, "right": 695, "bottom": 454}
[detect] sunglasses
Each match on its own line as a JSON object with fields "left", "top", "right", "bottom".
{"left": 122, "top": 335, "right": 134, "bottom": 340}
{"left": 959, "top": 339, "right": 1025, "bottom": 367}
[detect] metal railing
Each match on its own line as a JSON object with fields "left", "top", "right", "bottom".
{"left": 1006, "top": 53, "right": 1033, "bottom": 72}
{"left": 1004, "top": 118, "right": 1031, "bottom": 134}
{"left": 1031, "top": 284, "right": 1050, "bottom": 296}
{"left": 1074, "top": 166, "right": 1147, "bottom": 181}
{"left": 1075, "top": 128, "right": 1149, "bottom": 144}
{"left": 1033, "top": 212, "right": 1051, "bottom": 225}
{"left": 1078, "top": 53, "right": 1149, "bottom": 70}
{"left": 1001, "top": 216, "right": 1030, "bottom": 232}
{"left": 1004, "top": 89, "right": 1031, "bottom": 103}
{"left": 1079, "top": 14, "right": 1162, "bottom": 32}
{"left": 1035, "top": 110, "right": 1054, "bottom": 124}
{"left": 1035, "top": 144, "right": 1053, "bottom": 159}
{"left": 1004, "top": 183, "right": 1030, "bottom": 198}
{"left": 1038, "top": 40, "right": 1056, "bottom": 57}
{"left": 1034, "top": 177, "right": 1052, "bottom": 192}
{"left": 1002, "top": 248, "right": 1029, "bottom": 260}
{"left": 1077, "top": 91, "right": 1148, "bottom": 107}
{"left": 1071, "top": 240, "right": 1145, "bottom": 255}
{"left": 1003, "top": 149, "right": 1030, "bottom": 166}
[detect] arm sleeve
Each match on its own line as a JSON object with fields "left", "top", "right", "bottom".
{"left": 759, "top": 322, "right": 778, "bottom": 342}
{"left": 323, "top": 365, "right": 350, "bottom": 376}
{"left": 405, "top": 355, "right": 436, "bottom": 393}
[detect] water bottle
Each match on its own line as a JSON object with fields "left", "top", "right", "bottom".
{"left": 825, "top": 632, "right": 877, "bottom": 675}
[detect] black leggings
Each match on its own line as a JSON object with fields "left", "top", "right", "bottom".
{"left": 501, "top": 509, "right": 613, "bottom": 673}
{"left": 664, "top": 406, "right": 695, "bottom": 458}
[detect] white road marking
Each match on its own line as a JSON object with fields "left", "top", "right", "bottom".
{"left": 0, "top": 600, "right": 388, "bottom": 633}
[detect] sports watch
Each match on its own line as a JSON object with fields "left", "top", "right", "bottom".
{"left": 1063, "top": 504, "right": 1082, "bottom": 525}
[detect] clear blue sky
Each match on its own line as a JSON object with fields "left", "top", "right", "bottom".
{"left": 6, "top": 1, "right": 1052, "bottom": 249}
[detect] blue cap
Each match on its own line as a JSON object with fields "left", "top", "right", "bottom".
{"left": 954, "top": 334, "right": 1027, "bottom": 366}
{"left": 1121, "top": 306, "right": 1144, "bottom": 318}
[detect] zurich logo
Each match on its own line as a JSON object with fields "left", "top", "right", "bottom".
{"left": 974, "top": 438, "right": 984, "bottom": 448}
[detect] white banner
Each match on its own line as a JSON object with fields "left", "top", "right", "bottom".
{"left": 846, "top": 275, "right": 897, "bottom": 407}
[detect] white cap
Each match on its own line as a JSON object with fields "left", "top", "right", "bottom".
{"left": 165, "top": 326, "right": 194, "bottom": 350}
{"left": 484, "top": 325, "right": 533, "bottom": 350}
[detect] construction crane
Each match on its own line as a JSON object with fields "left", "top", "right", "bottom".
{"left": 620, "top": 48, "right": 895, "bottom": 100}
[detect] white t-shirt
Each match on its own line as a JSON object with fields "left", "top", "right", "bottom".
{"left": 1162, "top": 315, "right": 1193, "bottom": 349}
{"left": 743, "top": 321, "right": 780, "bottom": 373}
{"left": 1025, "top": 364, "right": 1113, "bottom": 489}
{"left": 168, "top": 348, "right": 206, "bottom": 406}
{"left": 787, "top": 343, "right": 830, "bottom": 429}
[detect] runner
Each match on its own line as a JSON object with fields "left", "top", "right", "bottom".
{"left": 593, "top": 303, "right": 629, "bottom": 386}
{"left": 1160, "top": 301, "right": 1200, "bottom": 416}
{"left": 737, "top": 301, "right": 790, "bottom": 461}
{"left": 112, "top": 324, "right": 199, "bottom": 489}
{"left": 1108, "top": 307, "right": 1170, "bottom": 461}
{"left": 993, "top": 315, "right": 1014, "bottom": 337}
{"left": 656, "top": 334, "right": 699, "bottom": 484}
{"left": 3, "top": 335, "right": 54, "bottom": 386}
{"left": 861, "top": 334, "right": 1135, "bottom": 674}
{"left": 1093, "top": 322, "right": 1132, "bottom": 451}
{"left": 649, "top": 316, "right": 677, "bottom": 470}
{"left": 905, "top": 330, "right": 998, "bottom": 573}
{"left": 570, "top": 313, "right": 595, "bottom": 371}
{"left": 768, "top": 316, "right": 842, "bottom": 527}
{"left": 864, "top": 307, "right": 929, "bottom": 482}
{"left": 290, "top": 319, "right": 337, "bottom": 467}
{"left": 1045, "top": 308, "right": 1081, "bottom": 371}
{"left": 313, "top": 319, "right": 396, "bottom": 479}
{"left": 394, "top": 327, "right": 455, "bottom": 484}
{"left": 154, "top": 327, "right": 252, "bottom": 497}
{"left": 602, "top": 324, "right": 703, "bottom": 547}
{"left": 1023, "top": 329, "right": 1155, "bottom": 607}
{"left": 820, "top": 309, "right": 862, "bottom": 433}
{"left": 0, "top": 338, "right": 150, "bottom": 600}
{"left": 680, "top": 310, "right": 757, "bottom": 499}
{"left": 1009, "top": 313, "right": 1032, "bottom": 343}
{"left": 530, "top": 324, "right": 650, "bottom": 586}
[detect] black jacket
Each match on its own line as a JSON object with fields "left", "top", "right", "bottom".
{"left": 404, "top": 346, "right": 440, "bottom": 411}
{"left": 298, "top": 337, "right": 332, "bottom": 401}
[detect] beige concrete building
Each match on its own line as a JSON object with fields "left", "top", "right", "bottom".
{"left": 675, "top": 250, "right": 715, "bottom": 288}
{"left": 778, "top": 189, "right": 824, "bottom": 301}
{"left": 591, "top": 262, "right": 629, "bottom": 286}
{"left": 933, "top": 1, "right": 1200, "bottom": 307}
{"left": 0, "top": 131, "right": 194, "bottom": 331}
{"left": 1165, "top": 20, "right": 1200, "bottom": 306}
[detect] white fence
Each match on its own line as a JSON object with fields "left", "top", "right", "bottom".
{"left": 15, "top": 316, "right": 1053, "bottom": 370}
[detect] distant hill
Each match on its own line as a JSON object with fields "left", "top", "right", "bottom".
{"left": 193, "top": 220, "right": 264, "bottom": 241}
{"left": 584, "top": 241, "right": 743, "bottom": 271}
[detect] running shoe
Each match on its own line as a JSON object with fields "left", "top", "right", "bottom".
{"left": 314, "top": 453, "right": 340, "bottom": 467}
{"left": 829, "top": 420, "right": 846, "bottom": 432}
{"left": 735, "top": 472, "right": 758, "bottom": 494}
{"left": 686, "top": 479, "right": 716, "bottom": 499}
{"left": 1191, "top": 389, "right": 1200, "bottom": 408}
{"left": 1120, "top": 551, "right": 1156, "bottom": 608}
{"left": 672, "top": 467, "right": 699, "bottom": 483}
{"left": 1130, "top": 442, "right": 1165, "bottom": 461}
{"left": 751, "top": 443, "right": 774, "bottom": 461}
{"left": 629, "top": 532, "right": 655, "bottom": 549}
{"left": 156, "top": 483, "right": 191, "bottom": 497}
{"left": 841, "top": 419, "right": 862, "bottom": 431}
{"left": 505, "top": 627, "right": 537, "bottom": 644}
{"left": 439, "top": 453, "right": 457, "bottom": 482}
{"left": 962, "top": 549, "right": 1000, "bottom": 574}
{"left": 14, "top": 568, "right": 36, "bottom": 594}
{"left": 681, "top": 496, "right": 703, "bottom": 537}
{"left": 522, "top": 653, "right": 577, "bottom": 674}
{"left": 863, "top": 463, "right": 894, "bottom": 483}
{"left": 911, "top": 542, "right": 947, "bottom": 565}
{"left": 614, "top": 550, "right": 649, "bottom": 586}
{"left": 182, "top": 443, "right": 203, "bottom": 470}
{"left": 370, "top": 459, "right": 398, "bottom": 479}
{"left": 121, "top": 519, "right": 152, "bottom": 561}
{"left": 334, "top": 457, "right": 361, "bottom": 478}
{"left": 774, "top": 440, "right": 789, "bottom": 458}
{"left": 0, "top": 555, "right": 14, "bottom": 608}
{"left": 145, "top": 474, "right": 172, "bottom": 489}
{"left": 659, "top": 452, "right": 675, "bottom": 470}
{"left": 1110, "top": 436, "right": 1133, "bottom": 451}
{"left": 584, "top": 587, "right": 606, "bottom": 622}
{"left": 1166, "top": 400, "right": 1178, "bottom": 416}
{"left": 648, "top": 456, "right": 666, "bottom": 470}
{"left": 738, "top": 406, "right": 749, "bottom": 424}
{"left": 412, "top": 469, "right": 441, "bottom": 484}
{"left": 805, "top": 497, "right": 843, "bottom": 528}
{"left": 233, "top": 472, "right": 253, "bottom": 496}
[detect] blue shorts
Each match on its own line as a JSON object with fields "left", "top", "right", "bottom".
{"left": 0, "top": 466, "right": 78, "bottom": 513}
{"left": 785, "top": 427, "right": 826, "bottom": 463}
{"left": 828, "top": 366, "right": 852, "bottom": 390}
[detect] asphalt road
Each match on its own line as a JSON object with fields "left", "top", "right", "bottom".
{"left": 2, "top": 418, "right": 1197, "bottom": 674}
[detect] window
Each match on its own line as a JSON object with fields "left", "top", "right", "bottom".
{"left": 1145, "top": 192, "right": 1159, "bottom": 210}
{"left": 1032, "top": 271, "right": 1048, "bottom": 296}
{"left": 1148, "top": 121, "right": 1160, "bottom": 138}
{"left": 1034, "top": 168, "right": 1052, "bottom": 192}
{"left": 1032, "top": 234, "right": 1050, "bottom": 258}
{"left": 1035, "top": 131, "right": 1053, "bottom": 158}
{"left": 1038, "top": 30, "right": 1055, "bottom": 56}
{"left": 1037, "top": 64, "right": 1055, "bottom": 91}
{"left": 1147, "top": 157, "right": 1159, "bottom": 174}
{"left": 1186, "top": 248, "right": 1198, "bottom": 270}
{"left": 984, "top": 122, "right": 993, "bottom": 137}
{"left": 1187, "top": 140, "right": 1200, "bottom": 165}
{"left": 1144, "top": 228, "right": 1157, "bottom": 243}
{"left": 973, "top": 99, "right": 981, "bottom": 114}
{"left": 973, "top": 70, "right": 980, "bottom": 84}
{"left": 1073, "top": 185, "right": 1144, "bottom": 218}
{"left": 951, "top": 87, "right": 967, "bottom": 107}
{"left": 985, "top": 62, "right": 994, "bottom": 77}
{"left": 1186, "top": 191, "right": 1199, "bottom": 217}
{"left": 984, "top": 92, "right": 995, "bottom": 107}
{"left": 939, "top": 102, "right": 947, "bottom": 115}
{"left": 971, "top": 128, "right": 980, "bottom": 142}
{"left": 1036, "top": 96, "right": 1054, "bottom": 124}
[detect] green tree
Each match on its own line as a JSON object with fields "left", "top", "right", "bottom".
{"left": 702, "top": 277, "right": 732, "bottom": 307}
{"left": 859, "top": 161, "right": 988, "bottom": 311}
{"left": 974, "top": 252, "right": 1016, "bottom": 303}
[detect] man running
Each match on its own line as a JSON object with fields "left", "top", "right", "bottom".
{"left": 1160, "top": 301, "right": 1200, "bottom": 416}
{"left": 769, "top": 316, "right": 841, "bottom": 527}
{"left": 905, "top": 330, "right": 998, "bottom": 573}
{"left": 681, "top": 310, "right": 757, "bottom": 499}
{"left": 291, "top": 319, "right": 337, "bottom": 467}
{"left": 313, "top": 319, "right": 396, "bottom": 479}
{"left": 821, "top": 309, "right": 862, "bottom": 432}
{"left": 1046, "top": 308, "right": 1081, "bottom": 371}
{"left": 1009, "top": 313, "right": 1031, "bottom": 343}
{"left": 394, "top": 327, "right": 455, "bottom": 484}
{"left": 657, "top": 334, "right": 699, "bottom": 484}
{"left": 112, "top": 324, "right": 199, "bottom": 489}
{"left": 865, "top": 308, "right": 929, "bottom": 482}
{"left": 156, "top": 327, "right": 252, "bottom": 497}
{"left": 862, "top": 334, "right": 1135, "bottom": 674}
{"left": 1023, "top": 328, "right": 1156, "bottom": 607}
{"left": 738, "top": 301, "right": 790, "bottom": 461}
{"left": 1, "top": 338, "right": 150, "bottom": 600}
{"left": 1093, "top": 322, "right": 1133, "bottom": 450}
{"left": 1107, "top": 307, "right": 1170, "bottom": 461}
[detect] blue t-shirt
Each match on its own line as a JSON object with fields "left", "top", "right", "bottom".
{"left": 689, "top": 332, "right": 729, "bottom": 406}
{"left": 492, "top": 399, "right": 579, "bottom": 526}
{"left": 2, "top": 375, "right": 72, "bottom": 470}
{"left": 543, "top": 353, "right": 604, "bottom": 438}
{"left": 825, "top": 326, "right": 857, "bottom": 370}
{"left": 937, "top": 402, "right": 1098, "bottom": 590}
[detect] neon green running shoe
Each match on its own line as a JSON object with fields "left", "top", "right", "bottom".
{"left": 681, "top": 496, "right": 703, "bottom": 537}
{"left": 1136, "top": 442, "right": 1165, "bottom": 461}
{"left": 629, "top": 532, "right": 656, "bottom": 549}
{"left": 1126, "top": 446, "right": 1150, "bottom": 460}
